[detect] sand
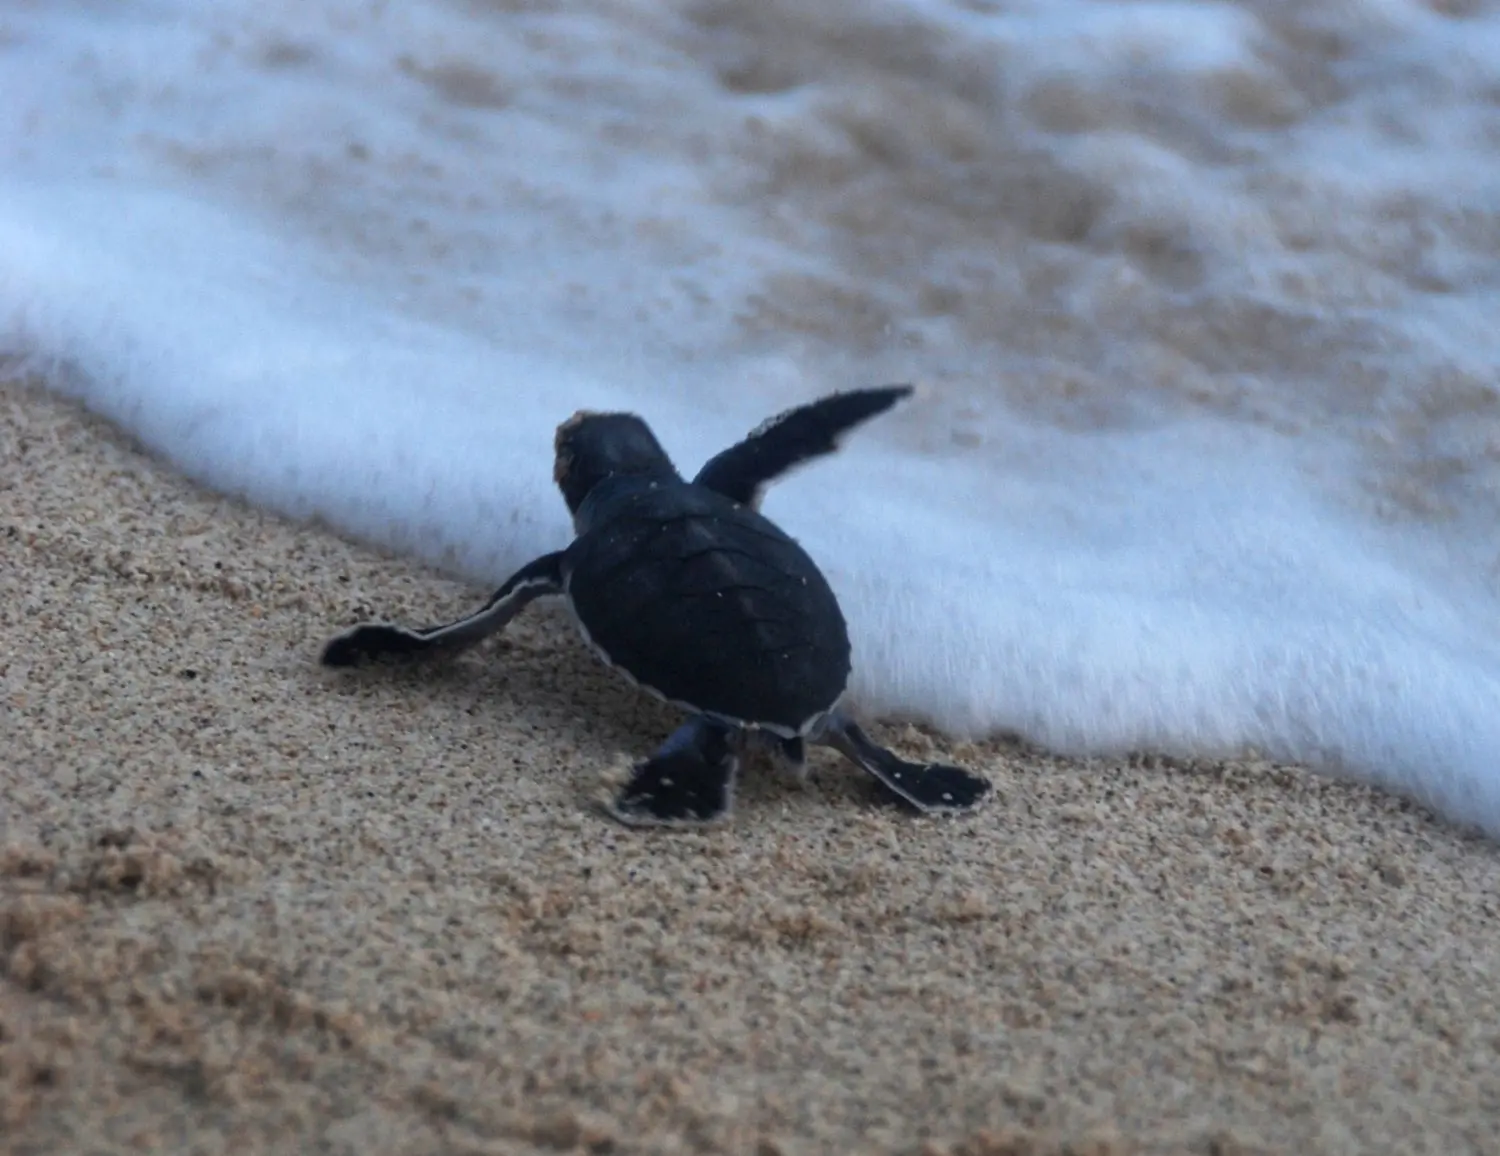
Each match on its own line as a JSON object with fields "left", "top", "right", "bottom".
{"left": 2, "top": 378, "right": 1498, "bottom": 1156}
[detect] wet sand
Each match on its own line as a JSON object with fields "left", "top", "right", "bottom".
{"left": 3, "top": 380, "right": 1498, "bottom": 1156}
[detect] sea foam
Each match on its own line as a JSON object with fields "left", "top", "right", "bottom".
{"left": 4, "top": 0, "right": 1500, "bottom": 837}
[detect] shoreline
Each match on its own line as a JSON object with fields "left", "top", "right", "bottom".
{"left": 4, "top": 381, "right": 1498, "bottom": 1155}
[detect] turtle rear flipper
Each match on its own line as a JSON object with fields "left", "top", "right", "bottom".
{"left": 818, "top": 712, "right": 991, "bottom": 814}
{"left": 320, "top": 550, "right": 565, "bottom": 667}
{"left": 692, "top": 384, "right": 914, "bottom": 509}
{"left": 606, "top": 718, "right": 739, "bottom": 827}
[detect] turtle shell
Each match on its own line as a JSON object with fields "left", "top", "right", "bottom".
{"left": 562, "top": 481, "right": 851, "bottom": 733}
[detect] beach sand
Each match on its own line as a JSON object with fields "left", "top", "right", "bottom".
{"left": 3, "top": 378, "right": 1498, "bottom": 1156}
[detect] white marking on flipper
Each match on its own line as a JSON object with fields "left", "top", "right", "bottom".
{"left": 812, "top": 710, "right": 990, "bottom": 814}
{"left": 320, "top": 551, "right": 565, "bottom": 665}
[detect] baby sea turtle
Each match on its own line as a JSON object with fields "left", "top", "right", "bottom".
{"left": 320, "top": 385, "right": 992, "bottom": 827}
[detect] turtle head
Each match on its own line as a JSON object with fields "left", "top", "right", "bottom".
{"left": 553, "top": 410, "right": 679, "bottom": 515}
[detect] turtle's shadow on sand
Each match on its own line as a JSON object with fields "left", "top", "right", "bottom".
{"left": 315, "top": 633, "right": 663, "bottom": 747}
{"left": 310, "top": 621, "right": 908, "bottom": 818}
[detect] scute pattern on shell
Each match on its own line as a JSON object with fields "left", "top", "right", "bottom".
{"left": 564, "top": 482, "right": 851, "bottom": 733}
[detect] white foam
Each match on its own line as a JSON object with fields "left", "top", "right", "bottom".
{"left": 5, "top": 0, "right": 1500, "bottom": 838}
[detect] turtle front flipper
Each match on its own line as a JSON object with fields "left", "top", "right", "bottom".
{"left": 691, "top": 385, "right": 914, "bottom": 508}
{"left": 606, "top": 718, "right": 739, "bottom": 828}
{"left": 320, "top": 550, "right": 565, "bottom": 667}
{"left": 817, "top": 712, "right": 991, "bottom": 814}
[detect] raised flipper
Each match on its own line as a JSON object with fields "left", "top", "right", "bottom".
{"left": 320, "top": 551, "right": 564, "bottom": 667}
{"left": 815, "top": 711, "right": 990, "bottom": 814}
{"left": 606, "top": 717, "right": 739, "bottom": 828}
{"left": 692, "top": 385, "right": 914, "bottom": 508}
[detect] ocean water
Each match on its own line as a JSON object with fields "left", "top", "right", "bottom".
{"left": 6, "top": 0, "right": 1500, "bottom": 837}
